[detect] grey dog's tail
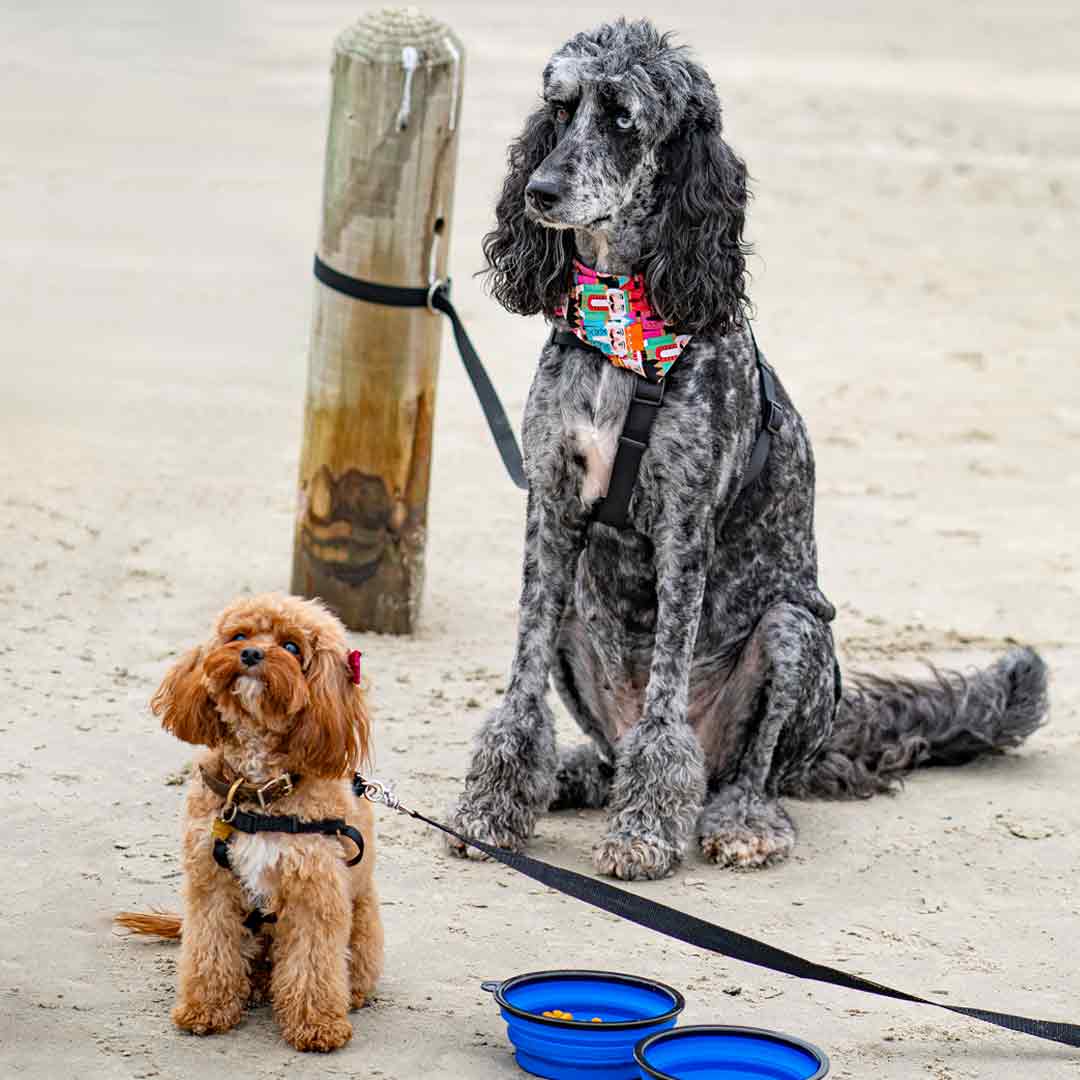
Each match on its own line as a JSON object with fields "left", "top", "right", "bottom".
{"left": 784, "top": 646, "right": 1048, "bottom": 799}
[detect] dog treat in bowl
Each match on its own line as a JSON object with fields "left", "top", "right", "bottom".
{"left": 482, "top": 970, "right": 684, "bottom": 1079}
{"left": 634, "top": 1024, "right": 829, "bottom": 1080}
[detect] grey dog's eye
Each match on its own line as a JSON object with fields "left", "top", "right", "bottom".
{"left": 615, "top": 112, "right": 633, "bottom": 131}
{"left": 282, "top": 641, "right": 301, "bottom": 657}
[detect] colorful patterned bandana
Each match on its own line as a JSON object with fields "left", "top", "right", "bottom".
{"left": 554, "top": 260, "right": 692, "bottom": 382}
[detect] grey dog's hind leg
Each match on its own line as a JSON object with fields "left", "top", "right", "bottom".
{"left": 551, "top": 742, "right": 614, "bottom": 810}
{"left": 697, "top": 602, "right": 835, "bottom": 869}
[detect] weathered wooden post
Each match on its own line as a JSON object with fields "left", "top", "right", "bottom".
{"left": 292, "top": 8, "right": 464, "bottom": 634}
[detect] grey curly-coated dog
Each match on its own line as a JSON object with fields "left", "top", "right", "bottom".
{"left": 447, "top": 19, "right": 1049, "bottom": 881}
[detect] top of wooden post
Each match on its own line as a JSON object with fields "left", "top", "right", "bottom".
{"left": 334, "top": 7, "right": 462, "bottom": 65}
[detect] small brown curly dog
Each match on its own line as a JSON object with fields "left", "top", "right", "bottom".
{"left": 117, "top": 593, "right": 383, "bottom": 1052}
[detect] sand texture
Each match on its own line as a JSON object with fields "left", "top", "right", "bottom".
{"left": 1, "top": 2, "right": 1078, "bottom": 1077}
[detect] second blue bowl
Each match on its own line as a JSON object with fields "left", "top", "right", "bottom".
{"left": 635, "top": 1024, "right": 830, "bottom": 1079}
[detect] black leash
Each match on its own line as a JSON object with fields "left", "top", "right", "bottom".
{"left": 550, "top": 324, "right": 782, "bottom": 530}
{"left": 354, "top": 776, "right": 1079, "bottom": 1051}
{"left": 313, "top": 255, "right": 527, "bottom": 490}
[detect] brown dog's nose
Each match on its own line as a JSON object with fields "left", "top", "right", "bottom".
{"left": 240, "top": 647, "right": 264, "bottom": 667}
{"left": 525, "top": 175, "right": 562, "bottom": 213}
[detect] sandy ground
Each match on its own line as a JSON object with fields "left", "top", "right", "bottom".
{"left": 2, "top": 1, "right": 1079, "bottom": 1077}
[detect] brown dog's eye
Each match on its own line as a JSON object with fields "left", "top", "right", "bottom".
{"left": 230, "top": 633, "right": 246, "bottom": 642}
{"left": 282, "top": 641, "right": 301, "bottom": 657}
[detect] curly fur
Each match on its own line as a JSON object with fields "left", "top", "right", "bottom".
{"left": 783, "top": 647, "right": 1049, "bottom": 798}
{"left": 481, "top": 18, "right": 749, "bottom": 335}
{"left": 450, "top": 18, "right": 1049, "bottom": 882}
{"left": 118, "top": 594, "right": 383, "bottom": 1052}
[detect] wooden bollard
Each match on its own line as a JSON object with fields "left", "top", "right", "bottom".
{"left": 291, "top": 8, "right": 465, "bottom": 634}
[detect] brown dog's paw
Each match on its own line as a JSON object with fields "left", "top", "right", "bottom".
{"left": 592, "top": 832, "right": 679, "bottom": 881}
{"left": 281, "top": 1015, "right": 353, "bottom": 1053}
{"left": 699, "top": 823, "right": 794, "bottom": 869}
{"left": 172, "top": 998, "right": 243, "bottom": 1036}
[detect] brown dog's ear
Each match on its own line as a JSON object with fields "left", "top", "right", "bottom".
{"left": 289, "top": 646, "right": 369, "bottom": 778}
{"left": 150, "top": 646, "right": 223, "bottom": 746}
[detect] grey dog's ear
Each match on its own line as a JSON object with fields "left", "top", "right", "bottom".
{"left": 643, "top": 88, "right": 751, "bottom": 336}
{"left": 481, "top": 107, "right": 574, "bottom": 316}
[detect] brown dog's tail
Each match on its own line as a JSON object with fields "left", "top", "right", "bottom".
{"left": 114, "top": 910, "right": 183, "bottom": 939}
{"left": 784, "top": 646, "right": 1049, "bottom": 798}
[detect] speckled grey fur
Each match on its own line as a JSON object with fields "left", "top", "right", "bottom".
{"left": 447, "top": 20, "right": 1049, "bottom": 881}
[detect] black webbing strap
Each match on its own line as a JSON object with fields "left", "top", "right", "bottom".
{"left": 739, "top": 324, "right": 784, "bottom": 496}
{"left": 376, "top": 792, "right": 1080, "bottom": 1051}
{"left": 313, "top": 255, "right": 527, "bottom": 490}
{"left": 213, "top": 807, "right": 365, "bottom": 868}
{"left": 595, "top": 377, "right": 665, "bottom": 529}
{"left": 550, "top": 325, "right": 782, "bottom": 530}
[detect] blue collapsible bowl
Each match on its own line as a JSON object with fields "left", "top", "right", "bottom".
{"left": 634, "top": 1025, "right": 829, "bottom": 1079}
{"left": 482, "top": 970, "right": 685, "bottom": 1080}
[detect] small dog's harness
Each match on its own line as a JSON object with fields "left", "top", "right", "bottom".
{"left": 201, "top": 765, "right": 366, "bottom": 932}
{"left": 549, "top": 270, "right": 782, "bottom": 529}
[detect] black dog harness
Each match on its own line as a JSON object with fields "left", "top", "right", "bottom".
{"left": 203, "top": 767, "right": 366, "bottom": 933}
{"left": 549, "top": 324, "right": 783, "bottom": 529}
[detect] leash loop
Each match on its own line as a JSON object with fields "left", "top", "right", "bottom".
{"left": 426, "top": 278, "right": 449, "bottom": 315}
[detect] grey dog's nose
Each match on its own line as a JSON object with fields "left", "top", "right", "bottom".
{"left": 525, "top": 175, "right": 562, "bottom": 213}
{"left": 240, "top": 647, "right": 264, "bottom": 667}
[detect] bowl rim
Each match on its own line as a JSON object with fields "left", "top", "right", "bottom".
{"left": 488, "top": 969, "right": 686, "bottom": 1031}
{"left": 634, "top": 1023, "right": 830, "bottom": 1079}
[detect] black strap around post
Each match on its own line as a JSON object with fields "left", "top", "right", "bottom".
{"left": 313, "top": 255, "right": 527, "bottom": 490}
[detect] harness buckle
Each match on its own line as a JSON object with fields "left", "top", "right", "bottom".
{"left": 257, "top": 773, "right": 293, "bottom": 810}
{"left": 633, "top": 379, "right": 665, "bottom": 406}
{"left": 765, "top": 399, "right": 784, "bottom": 435}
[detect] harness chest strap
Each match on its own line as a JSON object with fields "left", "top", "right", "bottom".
{"left": 550, "top": 324, "right": 782, "bottom": 530}
{"left": 211, "top": 808, "right": 366, "bottom": 871}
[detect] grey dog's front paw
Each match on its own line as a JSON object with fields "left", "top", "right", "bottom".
{"left": 445, "top": 798, "right": 534, "bottom": 860}
{"left": 593, "top": 720, "right": 705, "bottom": 881}
{"left": 445, "top": 697, "right": 557, "bottom": 861}
{"left": 592, "top": 831, "right": 680, "bottom": 881}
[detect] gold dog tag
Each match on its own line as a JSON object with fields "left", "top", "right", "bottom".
{"left": 211, "top": 818, "right": 235, "bottom": 842}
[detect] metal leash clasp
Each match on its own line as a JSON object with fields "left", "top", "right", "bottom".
{"left": 355, "top": 775, "right": 411, "bottom": 816}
